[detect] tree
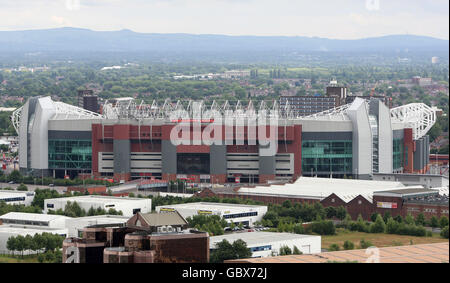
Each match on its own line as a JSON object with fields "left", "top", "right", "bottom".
{"left": 370, "top": 213, "right": 379, "bottom": 222}
{"left": 441, "top": 226, "right": 449, "bottom": 239}
{"left": 405, "top": 214, "right": 415, "bottom": 225}
{"left": 210, "top": 239, "right": 251, "bottom": 263}
{"left": 386, "top": 217, "right": 400, "bottom": 234}
{"left": 383, "top": 212, "right": 392, "bottom": 224}
{"left": 8, "top": 170, "right": 23, "bottom": 183}
{"left": 336, "top": 206, "right": 348, "bottom": 220}
{"left": 16, "top": 184, "right": 28, "bottom": 191}
{"left": 279, "top": 245, "right": 292, "bottom": 256}
{"left": 429, "top": 216, "right": 439, "bottom": 228}
{"left": 370, "top": 214, "right": 386, "bottom": 233}
{"left": 439, "top": 216, "right": 449, "bottom": 229}
{"left": 415, "top": 213, "right": 426, "bottom": 226}
{"left": 343, "top": 241, "right": 354, "bottom": 250}
{"left": 359, "top": 239, "right": 373, "bottom": 249}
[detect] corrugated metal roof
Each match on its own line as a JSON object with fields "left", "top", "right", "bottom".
{"left": 140, "top": 212, "right": 188, "bottom": 227}
{"left": 237, "top": 177, "right": 409, "bottom": 203}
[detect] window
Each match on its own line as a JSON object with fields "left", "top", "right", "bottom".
{"left": 48, "top": 139, "right": 92, "bottom": 169}
{"left": 223, "top": 212, "right": 258, "bottom": 219}
{"left": 302, "top": 140, "right": 352, "bottom": 174}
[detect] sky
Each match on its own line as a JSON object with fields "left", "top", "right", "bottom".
{"left": 0, "top": 0, "right": 448, "bottom": 39}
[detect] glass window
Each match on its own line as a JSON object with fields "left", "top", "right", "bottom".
{"left": 48, "top": 139, "right": 92, "bottom": 169}
{"left": 302, "top": 140, "right": 352, "bottom": 174}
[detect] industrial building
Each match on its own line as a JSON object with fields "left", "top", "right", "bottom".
{"left": 0, "top": 225, "right": 68, "bottom": 255}
{"left": 44, "top": 195, "right": 152, "bottom": 217}
{"left": 155, "top": 202, "right": 268, "bottom": 227}
{"left": 13, "top": 95, "right": 436, "bottom": 184}
{"left": 0, "top": 212, "right": 70, "bottom": 228}
{"left": 0, "top": 190, "right": 35, "bottom": 206}
{"left": 63, "top": 212, "right": 209, "bottom": 263}
{"left": 210, "top": 232, "right": 321, "bottom": 257}
{"left": 198, "top": 177, "right": 449, "bottom": 220}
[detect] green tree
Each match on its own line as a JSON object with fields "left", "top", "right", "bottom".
{"left": 328, "top": 244, "right": 340, "bottom": 251}
{"left": 370, "top": 214, "right": 386, "bottom": 233}
{"left": 415, "top": 213, "right": 426, "bottom": 226}
{"left": 439, "top": 216, "right": 449, "bottom": 229}
{"left": 441, "top": 226, "right": 449, "bottom": 239}
{"left": 210, "top": 239, "right": 251, "bottom": 263}
{"left": 292, "top": 246, "right": 302, "bottom": 255}
{"left": 16, "top": 184, "right": 28, "bottom": 191}
{"left": 279, "top": 245, "right": 293, "bottom": 256}
{"left": 359, "top": 239, "right": 373, "bottom": 249}
{"left": 343, "top": 241, "right": 355, "bottom": 250}
{"left": 429, "top": 216, "right": 439, "bottom": 228}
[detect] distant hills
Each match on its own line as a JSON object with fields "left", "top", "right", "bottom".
{"left": 0, "top": 27, "right": 448, "bottom": 54}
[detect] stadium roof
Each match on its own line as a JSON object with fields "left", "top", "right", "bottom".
{"left": 236, "top": 177, "right": 411, "bottom": 203}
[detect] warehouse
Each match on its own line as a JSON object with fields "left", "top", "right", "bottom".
{"left": 210, "top": 232, "right": 321, "bottom": 257}
{"left": 0, "top": 212, "right": 71, "bottom": 229}
{"left": 0, "top": 225, "right": 68, "bottom": 255}
{"left": 0, "top": 190, "right": 35, "bottom": 206}
{"left": 13, "top": 96, "right": 435, "bottom": 184}
{"left": 198, "top": 177, "right": 433, "bottom": 220}
{"left": 65, "top": 215, "right": 129, "bottom": 237}
{"left": 155, "top": 202, "right": 267, "bottom": 227}
{"left": 44, "top": 195, "right": 152, "bottom": 217}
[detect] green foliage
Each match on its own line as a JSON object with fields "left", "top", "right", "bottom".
{"left": 6, "top": 232, "right": 64, "bottom": 259}
{"left": 311, "top": 220, "right": 336, "bottom": 235}
{"left": 16, "top": 184, "right": 28, "bottom": 191}
{"left": 279, "top": 245, "right": 293, "bottom": 256}
{"left": 439, "top": 216, "right": 449, "bottom": 229}
{"left": 292, "top": 246, "right": 302, "bottom": 255}
{"left": 210, "top": 239, "right": 251, "bottom": 263}
{"left": 328, "top": 244, "right": 340, "bottom": 251}
{"left": 441, "top": 226, "right": 449, "bottom": 239}
{"left": 415, "top": 213, "right": 426, "bottom": 227}
{"left": 429, "top": 216, "right": 439, "bottom": 228}
{"left": 186, "top": 214, "right": 228, "bottom": 236}
{"left": 369, "top": 215, "right": 386, "bottom": 233}
{"left": 359, "top": 239, "right": 373, "bottom": 249}
{"left": 343, "top": 241, "right": 355, "bottom": 250}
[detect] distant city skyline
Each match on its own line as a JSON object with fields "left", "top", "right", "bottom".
{"left": 0, "top": 0, "right": 448, "bottom": 40}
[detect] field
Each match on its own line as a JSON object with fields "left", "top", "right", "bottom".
{"left": 0, "top": 254, "right": 39, "bottom": 263}
{"left": 322, "top": 229, "right": 449, "bottom": 250}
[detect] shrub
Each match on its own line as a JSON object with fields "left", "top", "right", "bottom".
{"left": 369, "top": 215, "right": 386, "bottom": 233}
{"left": 311, "top": 220, "right": 335, "bottom": 235}
{"left": 343, "top": 241, "right": 354, "bottom": 250}
{"left": 440, "top": 216, "right": 449, "bottom": 229}
{"left": 328, "top": 244, "right": 340, "bottom": 251}
{"left": 441, "top": 226, "right": 449, "bottom": 239}
{"left": 359, "top": 239, "right": 373, "bottom": 249}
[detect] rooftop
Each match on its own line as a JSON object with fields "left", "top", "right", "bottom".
{"left": 0, "top": 212, "right": 71, "bottom": 223}
{"left": 137, "top": 212, "right": 188, "bottom": 227}
{"left": 225, "top": 242, "right": 449, "bottom": 263}
{"left": 46, "top": 195, "right": 149, "bottom": 204}
{"left": 158, "top": 202, "right": 266, "bottom": 210}
{"left": 374, "top": 188, "right": 439, "bottom": 197}
{"left": 210, "top": 232, "right": 320, "bottom": 248}
{"left": 236, "top": 177, "right": 409, "bottom": 203}
{"left": 0, "top": 224, "right": 67, "bottom": 235}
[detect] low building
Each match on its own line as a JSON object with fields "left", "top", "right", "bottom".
{"left": 0, "top": 190, "right": 35, "bottom": 206}
{"left": 0, "top": 225, "right": 67, "bottom": 255}
{"left": 197, "top": 177, "right": 449, "bottom": 220}
{"left": 44, "top": 195, "right": 152, "bottom": 217}
{"left": 373, "top": 188, "right": 449, "bottom": 219}
{"left": 0, "top": 212, "right": 70, "bottom": 229}
{"left": 155, "top": 202, "right": 268, "bottom": 227}
{"left": 63, "top": 212, "right": 209, "bottom": 263}
{"left": 67, "top": 185, "right": 107, "bottom": 195}
{"left": 65, "top": 215, "right": 130, "bottom": 238}
{"left": 210, "top": 232, "right": 321, "bottom": 257}
{"left": 372, "top": 173, "right": 449, "bottom": 189}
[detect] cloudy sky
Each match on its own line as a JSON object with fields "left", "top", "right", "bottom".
{"left": 0, "top": 0, "right": 448, "bottom": 39}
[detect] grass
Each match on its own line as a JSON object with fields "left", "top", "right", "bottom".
{"left": 322, "top": 229, "right": 449, "bottom": 250}
{"left": 0, "top": 254, "right": 39, "bottom": 263}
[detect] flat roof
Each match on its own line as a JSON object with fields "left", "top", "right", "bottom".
{"left": 46, "top": 195, "right": 150, "bottom": 204}
{"left": 226, "top": 242, "right": 449, "bottom": 263}
{"left": 374, "top": 188, "right": 438, "bottom": 197}
{"left": 0, "top": 225, "right": 67, "bottom": 235}
{"left": 236, "top": 177, "right": 409, "bottom": 203}
{"left": 0, "top": 212, "right": 71, "bottom": 222}
{"left": 157, "top": 202, "right": 267, "bottom": 211}
{"left": 65, "top": 215, "right": 129, "bottom": 222}
{"left": 210, "top": 232, "right": 320, "bottom": 248}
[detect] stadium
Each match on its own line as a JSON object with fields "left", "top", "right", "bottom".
{"left": 12, "top": 96, "right": 436, "bottom": 184}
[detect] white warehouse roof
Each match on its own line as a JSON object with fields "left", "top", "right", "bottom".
{"left": 237, "top": 177, "right": 411, "bottom": 203}
{"left": 46, "top": 195, "right": 148, "bottom": 204}
{"left": 210, "top": 232, "right": 320, "bottom": 249}
{"left": 157, "top": 202, "right": 266, "bottom": 212}
{"left": 0, "top": 212, "right": 71, "bottom": 223}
